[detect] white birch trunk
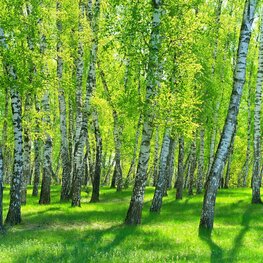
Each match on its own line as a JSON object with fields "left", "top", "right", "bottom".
{"left": 0, "top": 27, "right": 23, "bottom": 225}
{"left": 150, "top": 127, "right": 171, "bottom": 212}
{"left": 39, "top": 93, "right": 53, "bottom": 204}
{"left": 56, "top": 2, "right": 71, "bottom": 202}
{"left": 6, "top": 88, "right": 23, "bottom": 225}
{"left": 125, "top": 0, "right": 162, "bottom": 225}
{"left": 72, "top": 0, "right": 101, "bottom": 207}
{"left": 199, "top": 0, "right": 257, "bottom": 231}
{"left": 153, "top": 127, "right": 160, "bottom": 186}
{"left": 252, "top": 13, "right": 263, "bottom": 203}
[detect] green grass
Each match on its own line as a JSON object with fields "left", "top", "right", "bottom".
{"left": 0, "top": 186, "right": 263, "bottom": 262}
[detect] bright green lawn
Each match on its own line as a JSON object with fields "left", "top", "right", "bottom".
{"left": 0, "top": 186, "right": 263, "bottom": 262}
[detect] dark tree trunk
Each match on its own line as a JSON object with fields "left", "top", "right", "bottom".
{"left": 39, "top": 136, "right": 52, "bottom": 204}
{"left": 176, "top": 137, "right": 184, "bottom": 200}
{"left": 0, "top": 147, "right": 4, "bottom": 231}
{"left": 188, "top": 137, "right": 197, "bottom": 196}
{"left": 32, "top": 97, "right": 41, "bottom": 197}
{"left": 90, "top": 111, "right": 102, "bottom": 203}
{"left": 110, "top": 164, "right": 117, "bottom": 188}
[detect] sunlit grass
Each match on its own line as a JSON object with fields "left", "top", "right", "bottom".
{"left": 0, "top": 186, "right": 263, "bottom": 262}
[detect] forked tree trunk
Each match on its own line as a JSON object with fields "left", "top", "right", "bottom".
{"left": 125, "top": 0, "right": 162, "bottom": 225}
{"left": 199, "top": 0, "right": 257, "bottom": 231}
{"left": 57, "top": 2, "right": 71, "bottom": 202}
{"left": 72, "top": 0, "right": 101, "bottom": 207}
{"left": 98, "top": 65, "right": 123, "bottom": 191}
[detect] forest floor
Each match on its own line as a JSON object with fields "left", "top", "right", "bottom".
{"left": 0, "top": 186, "right": 263, "bottom": 263}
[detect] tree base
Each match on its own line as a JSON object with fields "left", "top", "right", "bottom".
{"left": 252, "top": 198, "right": 263, "bottom": 204}
{"left": 5, "top": 211, "right": 21, "bottom": 226}
{"left": 124, "top": 203, "right": 142, "bottom": 225}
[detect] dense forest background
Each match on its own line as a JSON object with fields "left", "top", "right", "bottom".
{"left": 0, "top": 0, "right": 263, "bottom": 239}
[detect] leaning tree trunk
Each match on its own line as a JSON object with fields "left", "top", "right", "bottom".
{"left": 125, "top": 0, "right": 162, "bottom": 225}
{"left": 90, "top": 110, "right": 102, "bottom": 203}
{"left": 57, "top": 2, "right": 71, "bottom": 202}
{"left": 197, "top": 129, "right": 205, "bottom": 194}
{"left": 0, "top": 147, "right": 4, "bottom": 231}
{"left": 199, "top": 0, "right": 257, "bottom": 232}
{"left": 72, "top": 0, "right": 101, "bottom": 207}
{"left": 150, "top": 128, "right": 171, "bottom": 213}
{"left": 252, "top": 15, "right": 263, "bottom": 204}
{"left": 224, "top": 126, "right": 237, "bottom": 189}
{"left": 176, "top": 137, "right": 185, "bottom": 200}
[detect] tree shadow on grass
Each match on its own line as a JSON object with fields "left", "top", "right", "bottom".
{"left": 10, "top": 223, "right": 176, "bottom": 263}
{"left": 226, "top": 204, "right": 255, "bottom": 262}
{"left": 199, "top": 228, "right": 223, "bottom": 263}
{"left": 199, "top": 203, "right": 255, "bottom": 263}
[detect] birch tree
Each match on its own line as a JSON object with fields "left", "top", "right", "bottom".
{"left": 252, "top": 13, "right": 263, "bottom": 204}
{"left": 72, "top": 0, "right": 101, "bottom": 207}
{"left": 150, "top": 127, "right": 171, "bottom": 213}
{"left": 199, "top": 0, "right": 257, "bottom": 232}
{"left": 125, "top": 0, "right": 163, "bottom": 225}
{"left": 56, "top": 1, "right": 71, "bottom": 202}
